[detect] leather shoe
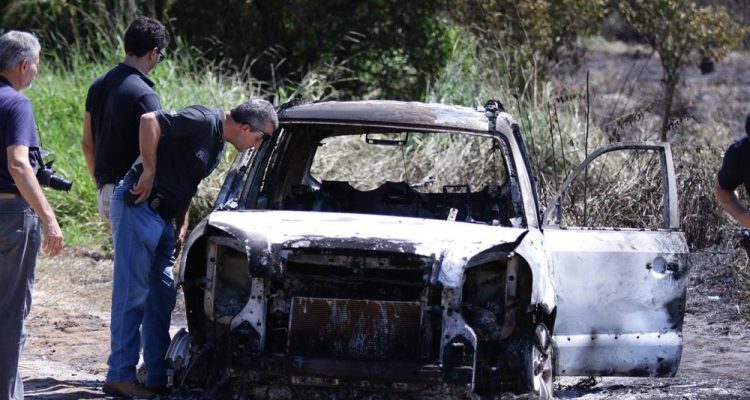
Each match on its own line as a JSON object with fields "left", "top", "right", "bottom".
{"left": 102, "top": 381, "right": 156, "bottom": 399}
{"left": 146, "top": 384, "right": 171, "bottom": 396}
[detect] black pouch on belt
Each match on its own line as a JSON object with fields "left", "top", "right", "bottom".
{"left": 147, "top": 191, "right": 174, "bottom": 221}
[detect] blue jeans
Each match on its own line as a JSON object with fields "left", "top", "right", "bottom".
{"left": 107, "top": 176, "right": 176, "bottom": 387}
{"left": 0, "top": 196, "right": 40, "bottom": 400}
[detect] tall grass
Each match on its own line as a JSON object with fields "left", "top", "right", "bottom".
{"left": 428, "top": 32, "right": 736, "bottom": 251}
{"left": 26, "top": 41, "right": 264, "bottom": 247}
{"left": 428, "top": 33, "right": 601, "bottom": 209}
{"left": 24, "top": 22, "right": 738, "bottom": 254}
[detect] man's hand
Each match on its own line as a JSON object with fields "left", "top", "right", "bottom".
{"left": 42, "top": 218, "right": 64, "bottom": 257}
{"left": 175, "top": 203, "right": 190, "bottom": 251}
{"left": 176, "top": 227, "right": 188, "bottom": 249}
{"left": 131, "top": 169, "right": 155, "bottom": 204}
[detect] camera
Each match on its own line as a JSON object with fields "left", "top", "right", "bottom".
{"left": 35, "top": 151, "right": 72, "bottom": 191}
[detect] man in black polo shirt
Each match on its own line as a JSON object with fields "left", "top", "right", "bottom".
{"left": 716, "top": 114, "right": 750, "bottom": 228}
{"left": 104, "top": 99, "right": 278, "bottom": 399}
{"left": 82, "top": 16, "right": 169, "bottom": 229}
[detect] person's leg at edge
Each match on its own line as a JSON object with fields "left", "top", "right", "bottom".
{"left": 106, "top": 182, "right": 164, "bottom": 384}
{"left": 0, "top": 201, "right": 40, "bottom": 400}
{"left": 142, "top": 221, "right": 176, "bottom": 388}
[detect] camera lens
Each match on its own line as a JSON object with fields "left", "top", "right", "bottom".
{"left": 48, "top": 175, "right": 73, "bottom": 191}
{"left": 36, "top": 165, "right": 72, "bottom": 191}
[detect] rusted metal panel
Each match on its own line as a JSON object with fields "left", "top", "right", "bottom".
{"left": 203, "top": 209, "right": 557, "bottom": 317}
{"left": 207, "top": 210, "right": 528, "bottom": 290}
{"left": 230, "top": 278, "right": 268, "bottom": 349}
{"left": 440, "top": 287, "right": 478, "bottom": 374}
{"left": 177, "top": 218, "right": 208, "bottom": 286}
{"left": 288, "top": 297, "right": 422, "bottom": 361}
{"left": 554, "top": 332, "right": 682, "bottom": 376}
{"left": 204, "top": 240, "right": 218, "bottom": 320}
{"left": 278, "top": 101, "right": 491, "bottom": 133}
{"left": 515, "top": 229, "right": 557, "bottom": 312}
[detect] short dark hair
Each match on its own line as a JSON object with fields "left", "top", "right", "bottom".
{"left": 124, "top": 17, "right": 170, "bottom": 57}
{"left": 231, "top": 99, "right": 279, "bottom": 133}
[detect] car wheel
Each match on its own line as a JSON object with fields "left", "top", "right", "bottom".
{"left": 521, "top": 323, "right": 554, "bottom": 400}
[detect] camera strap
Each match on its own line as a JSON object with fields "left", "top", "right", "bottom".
{"left": 31, "top": 149, "right": 45, "bottom": 169}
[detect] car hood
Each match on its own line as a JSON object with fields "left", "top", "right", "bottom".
{"left": 204, "top": 210, "right": 527, "bottom": 288}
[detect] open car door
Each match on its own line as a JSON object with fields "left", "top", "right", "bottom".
{"left": 542, "top": 142, "right": 689, "bottom": 377}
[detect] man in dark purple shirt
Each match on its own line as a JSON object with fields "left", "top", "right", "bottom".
{"left": 0, "top": 30, "right": 63, "bottom": 400}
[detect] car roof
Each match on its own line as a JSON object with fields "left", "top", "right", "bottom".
{"left": 277, "top": 100, "right": 492, "bottom": 133}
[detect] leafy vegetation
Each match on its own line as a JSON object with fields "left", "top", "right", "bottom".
{"left": 1, "top": 0, "right": 748, "bottom": 255}
{"left": 620, "top": 0, "right": 748, "bottom": 140}
{"left": 446, "top": 0, "right": 609, "bottom": 97}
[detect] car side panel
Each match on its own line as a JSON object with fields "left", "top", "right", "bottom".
{"left": 546, "top": 228, "right": 688, "bottom": 376}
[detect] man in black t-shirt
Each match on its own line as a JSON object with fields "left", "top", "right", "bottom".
{"left": 105, "top": 99, "right": 278, "bottom": 399}
{"left": 715, "top": 114, "right": 750, "bottom": 228}
{"left": 82, "top": 17, "right": 169, "bottom": 230}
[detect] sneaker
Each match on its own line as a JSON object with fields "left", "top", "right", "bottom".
{"left": 102, "top": 381, "right": 156, "bottom": 399}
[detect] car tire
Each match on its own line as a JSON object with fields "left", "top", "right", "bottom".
{"left": 521, "top": 323, "right": 554, "bottom": 400}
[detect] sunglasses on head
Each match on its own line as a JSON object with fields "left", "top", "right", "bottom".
{"left": 258, "top": 130, "right": 272, "bottom": 142}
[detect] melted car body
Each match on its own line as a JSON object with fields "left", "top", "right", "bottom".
{"left": 168, "top": 100, "right": 688, "bottom": 399}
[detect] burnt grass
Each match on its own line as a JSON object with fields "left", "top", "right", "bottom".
{"left": 552, "top": 40, "right": 750, "bottom": 319}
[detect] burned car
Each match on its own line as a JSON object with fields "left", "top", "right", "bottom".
{"left": 167, "top": 100, "right": 688, "bottom": 399}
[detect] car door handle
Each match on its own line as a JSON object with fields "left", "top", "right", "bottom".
{"left": 646, "top": 257, "right": 678, "bottom": 274}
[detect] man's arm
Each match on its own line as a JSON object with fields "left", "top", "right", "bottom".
{"left": 81, "top": 111, "right": 96, "bottom": 183}
{"left": 131, "top": 112, "right": 161, "bottom": 204}
{"left": 7, "top": 144, "right": 63, "bottom": 257}
{"left": 714, "top": 180, "right": 750, "bottom": 228}
{"left": 175, "top": 201, "right": 190, "bottom": 250}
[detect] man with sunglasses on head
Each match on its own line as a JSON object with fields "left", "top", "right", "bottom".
{"left": 104, "top": 99, "right": 277, "bottom": 399}
{"left": 82, "top": 16, "right": 169, "bottom": 231}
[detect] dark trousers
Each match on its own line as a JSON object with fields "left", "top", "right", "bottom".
{"left": 0, "top": 197, "right": 40, "bottom": 400}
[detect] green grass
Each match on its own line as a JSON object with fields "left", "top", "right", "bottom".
{"left": 25, "top": 45, "right": 262, "bottom": 247}
{"left": 22, "top": 29, "right": 735, "bottom": 254}
{"left": 20, "top": 31, "right": 602, "bottom": 248}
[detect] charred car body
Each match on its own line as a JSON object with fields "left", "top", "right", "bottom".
{"left": 167, "top": 100, "right": 689, "bottom": 399}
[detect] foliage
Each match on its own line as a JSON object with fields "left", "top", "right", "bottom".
{"left": 164, "top": 0, "right": 452, "bottom": 100}
{"left": 445, "top": 0, "right": 608, "bottom": 97}
{"left": 3, "top": 0, "right": 746, "bottom": 255}
{"left": 619, "top": 0, "right": 748, "bottom": 141}
{"left": 0, "top": 0, "right": 134, "bottom": 63}
{"left": 2, "top": 0, "right": 451, "bottom": 100}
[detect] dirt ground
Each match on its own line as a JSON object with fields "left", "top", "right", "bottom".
{"left": 18, "top": 44, "right": 750, "bottom": 399}
{"left": 18, "top": 246, "right": 750, "bottom": 400}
